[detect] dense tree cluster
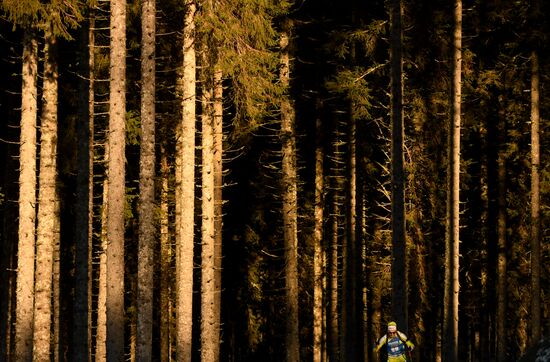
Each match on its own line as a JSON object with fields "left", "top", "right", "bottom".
{"left": 0, "top": 0, "right": 548, "bottom": 361}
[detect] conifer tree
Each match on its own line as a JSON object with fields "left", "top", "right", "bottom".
{"left": 106, "top": 0, "right": 127, "bottom": 359}
{"left": 137, "top": 0, "right": 156, "bottom": 359}
{"left": 443, "top": 1, "right": 462, "bottom": 361}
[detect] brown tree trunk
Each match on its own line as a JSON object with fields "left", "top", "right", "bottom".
{"left": 390, "top": 0, "right": 408, "bottom": 332}
{"left": 529, "top": 47, "right": 541, "bottom": 347}
{"left": 136, "top": 0, "right": 156, "bottom": 359}
{"left": 175, "top": 1, "right": 196, "bottom": 360}
{"left": 443, "top": 1, "right": 462, "bottom": 361}
{"left": 107, "top": 0, "right": 127, "bottom": 359}
{"left": 33, "top": 27, "right": 59, "bottom": 362}
{"left": 74, "top": 11, "right": 94, "bottom": 362}
{"left": 159, "top": 144, "right": 172, "bottom": 362}
{"left": 280, "top": 29, "right": 300, "bottom": 362}
{"left": 15, "top": 28, "right": 38, "bottom": 362}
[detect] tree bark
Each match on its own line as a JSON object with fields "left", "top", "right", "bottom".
{"left": 15, "top": 28, "right": 38, "bottom": 362}
{"left": 74, "top": 12, "right": 94, "bottom": 361}
{"left": 280, "top": 29, "right": 300, "bottom": 362}
{"left": 136, "top": 0, "right": 156, "bottom": 359}
{"left": 529, "top": 47, "right": 541, "bottom": 347}
{"left": 313, "top": 104, "right": 325, "bottom": 362}
{"left": 159, "top": 144, "right": 172, "bottom": 361}
{"left": 33, "top": 26, "right": 59, "bottom": 362}
{"left": 175, "top": 1, "right": 196, "bottom": 360}
{"left": 201, "top": 77, "right": 219, "bottom": 362}
{"left": 107, "top": 0, "right": 127, "bottom": 359}
{"left": 443, "top": 1, "right": 462, "bottom": 361}
{"left": 390, "top": 0, "right": 408, "bottom": 332}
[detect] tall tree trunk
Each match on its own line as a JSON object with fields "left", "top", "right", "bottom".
{"left": 201, "top": 77, "right": 219, "bottom": 362}
{"left": 33, "top": 27, "right": 59, "bottom": 362}
{"left": 213, "top": 67, "right": 224, "bottom": 353}
{"left": 137, "top": 0, "right": 156, "bottom": 359}
{"left": 390, "top": 0, "right": 407, "bottom": 332}
{"left": 15, "top": 28, "right": 38, "bottom": 362}
{"left": 159, "top": 144, "right": 172, "bottom": 361}
{"left": 175, "top": 1, "right": 196, "bottom": 360}
{"left": 107, "top": 0, "right": 127, "bottom": 359}
{"left": 343, "top": 114, "right": 358, "bottom": 361}
{"left": 313, "top": 105, "right": 325, "bottom": 362}
{"left": 327, "top": 117, "right": 342, "bottom": 362}
{"left": 96, "top": 169, "right": 109, "bottom": 362}
{"left": 529, "top": 46, "right": 541, "bottom": 347}
{"left": 443, "top": 1, "right": 461, "bottom": 361}
{"left": 495, "top": 124, "right": 507, "bottom": 362}
{"left": 74, "top": 12, "right": 94, "bottom": 361}
{"left": 280, "top": 29, "right": 300, "bottom": 362}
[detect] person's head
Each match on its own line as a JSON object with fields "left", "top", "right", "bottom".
{"left": 387, "top": 321, "right": 397, "bottom": 335}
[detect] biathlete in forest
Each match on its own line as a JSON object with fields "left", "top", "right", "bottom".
{"left": 374, "top": 321, "right": 415, "bottom": 361}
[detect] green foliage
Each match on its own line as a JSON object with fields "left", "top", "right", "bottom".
{"left": 126, "top": 110, "right": 141, "bottom": 146}
{"left": 325, "top": 68, "right": 372, "bottom": 120}
{"left": 1, "top": 0, "right": 84, "bottom": 39}
{"left": 196, "top": 0, "right": 287, "bottom": 137}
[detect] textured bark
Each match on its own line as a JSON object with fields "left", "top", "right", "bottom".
{"left": 201, "top": 81, "right": 219, "bottom": 362}
{"left": 496, "top": 141, "right": 507, "bottom": 362}
{"left": 107, "top": 0, "right": 127, "bottom": 359}
{"left": 136, "top": 0, "right": 156, "bottom": 359}
{"left": 33, "top": 28, "right": 58, "bottom": 361}
{"left": 15, "top": 29, "right": 38, "bottom": 362}
{"left": 96, "top": 178, "right": 108, "bottom": 362}
{"left": 280, "top": 30, "right": 299, "bottom": 362}
{"left": 159, "top": 145, "right": 172, "bottom": 361}
{"left": 529, "top": 47, "right": 541, "bottom": 346}
{"left": 313, "top": 109, "right": 324, "bottom": 362}
{"left": 74, "top": 13, "right": 94, "bottom": 361}
{"left": 443, "top": 1, "right": 462, "bottom": 361}
{"left": 175, "top": 1, "right": 196, "bottom": 360}
{"left": 213, "top": 67, "right": 223, "bottom": 351}
{"left": 390, "top": 0, "right": 408, "bottom": 332}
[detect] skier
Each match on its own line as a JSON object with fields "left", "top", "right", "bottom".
{"left": 374, "top": 321, "right": 415, "bottom": 361}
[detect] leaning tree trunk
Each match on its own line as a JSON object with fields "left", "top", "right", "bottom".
{"left": 280, "top": 29, "right": 300, "bottom": 362}
{"left": 15, "top": 28, "right": 38, "bottom": 362}
{"left": 175, "top": 1, "right": 196, "bottom": 360}
{"left": 106, "top": 0, "right": 127, "bottom": 359}
{"left": 443, "top": 1, "right": 461, "bottom": 361}
{"left": 136, "top": 0, "right": 156, "bottom": 359}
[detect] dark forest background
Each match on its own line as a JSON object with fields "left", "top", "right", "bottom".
{"left": 0, "top": 0, "right": 549, "bottom": 361}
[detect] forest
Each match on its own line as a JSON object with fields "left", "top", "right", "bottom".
{"left": 0, "top": 0, "right": 548, "bottom": 361}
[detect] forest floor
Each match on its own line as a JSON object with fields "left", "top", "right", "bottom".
{"left": 518, "top": 339, "right": 550, "bottom": 362}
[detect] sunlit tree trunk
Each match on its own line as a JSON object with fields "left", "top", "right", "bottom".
{"left": 175, "top": 1, "right": 196, "bottom": 360}
{"left": 213, "top": 67, "right": 223, "bottom": 352}
{"left": 443, "top": 1, "right": 461, "bottom": 361}
{"left": 136, "top": 0, "right": 156, "bottom": 359}
{"left": 313, "top": 106, "right": 325, "bottom": 362}
{"left": 201, "top": 75, "right": 219, "bottom": 362}
{"left": 96, "top": 168, "right": 109, "bottom": 362}
{"left": 74, "top": 11, "right": 94, "bottom": 362}
{"left": 107, "top": 0, "right": 127, "bottom": 359}
{"left": 15, "top": 28, "right": 38, "bottom": 362}
{"left": 280, "top": 29, "right": 300, "bottom": 362}
{"left": 32, "top": 26, "right": 59, "bottom": 362}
